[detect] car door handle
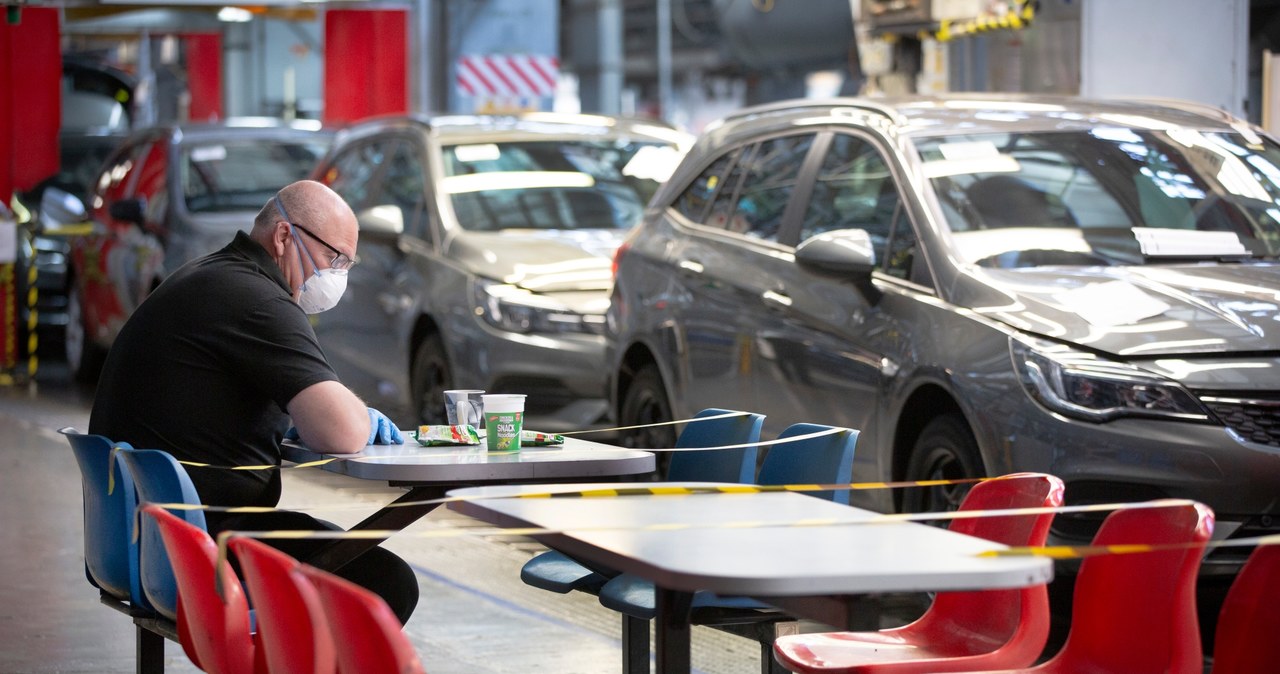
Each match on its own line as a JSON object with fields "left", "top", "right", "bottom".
{"left": 677, "top": 259, "right": 704, "bottom": 276}
{"left": 762, "top": 289, "right": 792, "bottom": 308}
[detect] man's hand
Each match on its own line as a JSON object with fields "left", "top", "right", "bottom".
{"left": 368, "top": 407, "right": 404, "bottom": 445}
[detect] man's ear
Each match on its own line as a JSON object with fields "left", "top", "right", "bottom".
{"left": 271, "top": 221, "right": 292, "bottom": 258}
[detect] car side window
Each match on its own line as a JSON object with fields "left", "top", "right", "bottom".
{"left": 318, "top": 139, "right": 388, "bottom": 210}
{"left": 724, "top": 134, "right": 814, "bottom": 242}
{"left": 92, "top": 140, "right": 151, "bottom": 222}
{"left": 367, "top": 140, "right": 428, "bottom": 239}
{"left": 132, "top": 141, "right": 168, "bottom": 233}
{"left": 799, "top": 133, "right": 898, "bottom": 246}
{"left": 672, "top": 149, "right": 740, "bottom": 222}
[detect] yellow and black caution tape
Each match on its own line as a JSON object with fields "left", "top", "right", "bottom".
{"left": 177, "top": 457, "right": 339, "bottom": 472}
{"left": 928, "top": 0, "right": 1036, "bottom": 43}
{"left": 117, "top": 411, "right": 843, "bottom": 478}
{"left": 140, "top": 475, "right": 992, "bottom": 516}
{"left": 187, "top": 499, "right": 1279, "bottom": 571}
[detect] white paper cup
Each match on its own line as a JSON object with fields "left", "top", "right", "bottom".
{"left": 444, "top": 389, "right": 485, "bottom": 427}
{"left": 481, "top": 394, "right": 526, "bottom": 451}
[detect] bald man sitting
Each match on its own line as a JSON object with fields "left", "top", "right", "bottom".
{"left": 91, "top": 180, "right": 418, "bottom": 623}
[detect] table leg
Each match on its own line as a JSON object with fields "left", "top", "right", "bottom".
{"left": 654, "top": 587, "right": 694, "bottom": 674}
{"left": 303, "top": 485, "right": 446, "bottom": 571}
{"left": 621, "top": 614, "right": 649, "bottom": 674}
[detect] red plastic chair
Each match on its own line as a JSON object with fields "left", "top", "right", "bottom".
{"left": 142, "top": 503, "right": 257, "bottom": 674}
{"left": 226, "top": 536, "right": 336, "bottom": 674}
{"left": 772, "top": 473, "right": 1064, "bottom": 673}
{"left": 949, "top": 500, "right": 1214, "bottom": 674}
{"left": 1210, "top": 542, "right": 1280, "bottom": 674}
{"left": 299, "top": 564, "right": 427, "bottom": 674}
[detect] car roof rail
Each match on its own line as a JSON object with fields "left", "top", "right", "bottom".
{"left": 1122, "top": 96, "right": 1267, "bottom": 143}
{"left": 1121, "top": 96, "right": 1241, "bottom": 123}
{"left": 713, "top": 97, "right": 905, "bottom": 127}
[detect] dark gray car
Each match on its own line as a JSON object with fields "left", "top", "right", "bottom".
{"left": 606, "top": 95, "right": 1280, "bottom": 570}
{"left": 309, "top": 113, "right": 691, "bottom": 432}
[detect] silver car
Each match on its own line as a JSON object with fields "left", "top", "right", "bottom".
{"left": 309, "top": 113, "right": 691, "bottom": 432}
{"left": 606, "top": 95, "right": 1280, "bottom": 571}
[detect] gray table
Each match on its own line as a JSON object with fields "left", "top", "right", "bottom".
{"left": 448, "top": 482, "right": 1054, "bottom": 674}
{"left": 280, "top": 437, "right": 654, "bottom": 570}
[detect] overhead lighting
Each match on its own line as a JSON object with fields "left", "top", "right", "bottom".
{"left": 217, "top": 6, "right": 252, "bottom": 22}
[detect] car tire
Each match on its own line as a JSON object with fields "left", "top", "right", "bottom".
{"left": 411, "top": 333, "right": 453, "bottom": 426}
{"left": 65, "top": 282, "right": 104, "bottom": 385}
{"left": 902, "top": 413, "right": 984, "bottom": 514}
{"left": 618, "top": 364, "right": 677, "bottom": 474}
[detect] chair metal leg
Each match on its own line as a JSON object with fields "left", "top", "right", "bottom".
{"left": 622, "top": 614, "right": 649, "bottom": 674}
{"left": 136, "top": 625, "right": 165, "bottom": 674}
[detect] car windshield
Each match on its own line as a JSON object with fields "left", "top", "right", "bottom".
{"left": 916, "top": 128, "right": 1280, "bottom": 267}
{"left": 441, "top": 139, "right": 681, "bottom": 232}
{"left": 181, "top": 139, "right": 329, "bottom": 213}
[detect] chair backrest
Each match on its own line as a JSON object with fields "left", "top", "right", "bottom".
{"left": 1049, "top": 500, "right": 1213, "bottom": 674}
{"left": 908, "top": 473, "right": 1065, "bottom": 661}
{"left": 60, "top": 427, "right": 148, "bottom": 607}
{"left": 666, "top": 408, "right": 764, "bottom": 483}
{"left": 227, "top": 536, "right": 336, "bottom": 674}
{"left": 1211, "top": 543, "right": 1280, "bottom": 674}
{"left": 142, "top": 503, "right": 255, "bottom": 674}
{"left": 756, "top": 423, "right": 858, "bottom": 504}
{"left": 299, "top": 564, "right": 427, "bottom": 674}
{"left": 116, "top": 448, "right": 207, "bottom": 621}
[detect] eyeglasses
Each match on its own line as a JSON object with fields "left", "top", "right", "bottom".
{"left": 291, "top": 223, "right": 357, "bottom": 271}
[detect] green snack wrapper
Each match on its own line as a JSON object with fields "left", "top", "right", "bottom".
{"left": 415, "top": 424, "right": 481, "bottom": 446}
{"left": 521, "top": 430, "right": 564, "bottom": 446}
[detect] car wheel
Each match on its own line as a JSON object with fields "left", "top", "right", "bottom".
{"left": 411, "top": 333, "right": 453, "bottom": 426}
{"left": 618, "top": 364, "right": 677, "bottom": 473}
{"left": 65, "top": 282, "right": 104, "bottom": 385}
{"left": 902, "top": 413, "right": 984, "bottom": 514}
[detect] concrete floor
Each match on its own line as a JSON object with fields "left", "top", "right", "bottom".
{"left": 0, "top": 362, "right": 821, "bottom": 674}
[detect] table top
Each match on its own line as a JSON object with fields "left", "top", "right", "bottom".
{"left": 448, "top": 482, "right": 1054, "bottom": 597}
{"left": 280, "top": 435, "right": 655, "bottom": 484}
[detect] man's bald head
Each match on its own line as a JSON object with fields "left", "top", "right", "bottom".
{"left": 254, "top": 180, "right": 357, "bottom": 244}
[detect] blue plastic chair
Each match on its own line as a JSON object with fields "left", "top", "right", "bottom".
{"left": 520, "top": 408, "right": 765, "bottom": 594}
{"left": 756, "top": 422, "right": 859, "bottom": 505}
{"left": 116, "top": 448, "right": 208, "bottom": 622}
{"left": 598, "top": 423, "right": 860, "bottom": 620}
{"left": 60, "top": 427, "right": 149, "bottom": 608}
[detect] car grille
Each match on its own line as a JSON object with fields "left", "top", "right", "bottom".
{"left": 1199, "top": 394, "right": 1280, "bottom": 448}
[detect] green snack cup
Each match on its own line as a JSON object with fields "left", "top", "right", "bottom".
{"left": 482, "top": 394, "right": 526, "bottom": 451}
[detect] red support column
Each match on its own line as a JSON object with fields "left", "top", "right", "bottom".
{"left": 184, "top": 33, "right": 223, "bottom": 122}
{"left": 0, "top": 7, "right": 61, "bottom": 202}
{"left": 323, "top": 9, "right": 408, "bottom": 124}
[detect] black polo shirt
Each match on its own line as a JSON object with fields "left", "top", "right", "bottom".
{"left": 89, "top": 230, "right": 338, "bottom": 508}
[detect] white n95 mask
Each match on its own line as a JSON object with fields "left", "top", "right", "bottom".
{"left": 290, "top": 225, "right": 348, "bottom": 314}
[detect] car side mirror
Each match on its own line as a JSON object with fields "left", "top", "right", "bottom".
{"left": 39, "top": 187, "right": 87, "bottom": 226}
{"left": 796, "top": 229, "right": 877, "bottom": 275}
{"left": 795, "top": 228, "right": 881, "bottom": 301}
{"left": 356, "top": 205, "right": 405, "bottom": 242}
{"left": 108, "top": 197, "right": 146, "bottom": 226}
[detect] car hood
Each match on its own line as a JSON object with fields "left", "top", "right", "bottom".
{"left": 956, "top": 263, "right": 1280, "bottom": 356}
{"left": 446, "top": 228, "right": 625, "bottom": 292}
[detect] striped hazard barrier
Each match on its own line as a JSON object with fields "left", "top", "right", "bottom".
{"left": 455, "top": 53, "right": 559, "bottom": 99}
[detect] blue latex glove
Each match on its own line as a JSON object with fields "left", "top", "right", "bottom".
{"left": 283, "top": 426, "right": 300, "bottom": 440}
{"left": 368, "top": 407, "right": 404, "bottom": 445}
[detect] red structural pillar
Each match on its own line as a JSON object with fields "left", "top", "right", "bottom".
{"left": 0, "top": 7, "right": 60, "bottom": 202}
{"left": 323, "top": 8, "right": 408, "bottom": 124}
{"left": 0, "top": 7, "right": 59, "bottom": 376}
{"left": 184, "top": 32, "right": 223, "bottom": 122}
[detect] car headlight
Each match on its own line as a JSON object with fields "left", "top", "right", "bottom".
{"left": 1010, "top": 336, "right": 1211, "bottom": 423}
{"left": 474, "top": 280, "right": 605, "bottom": 335}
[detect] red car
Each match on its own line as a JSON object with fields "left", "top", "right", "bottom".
{"left": 66, "top": 119, "right": 332, "bottom": 382}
